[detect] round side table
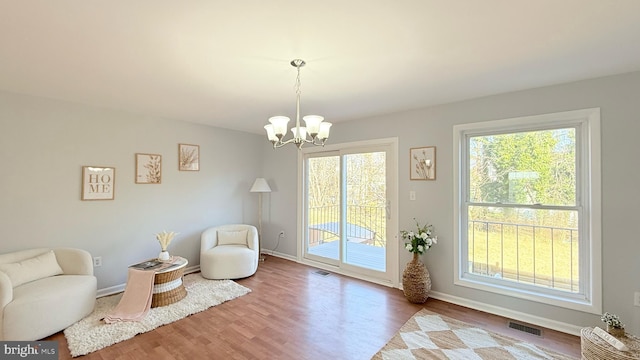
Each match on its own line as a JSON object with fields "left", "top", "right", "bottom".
{"left": 581, "top": 327, "right": 640, "bottom": 360}
{"left": 151, "top": 256, "right": 188, "bottom": 307}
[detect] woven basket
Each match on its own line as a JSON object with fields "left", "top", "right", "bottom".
{"left": 580, "top": 327, "right": 640, "bottom": 360}
{"left": 151, "top": 266, "right": 187, "bottom": 308}
{"left": 402, "top": 253, "right": 431, "bottom": 304}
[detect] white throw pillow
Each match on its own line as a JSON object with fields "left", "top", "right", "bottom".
{"left": 217, "top": 230, "right": 248, "bottom": 246}
{"left": 0, "top": 250, "right": 63, "bottom": 287}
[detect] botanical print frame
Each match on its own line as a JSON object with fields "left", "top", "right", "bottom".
{"left": 410, "top": 146, "right": 436, "bottom": 180}
{"left": 82, "top": 166, "right": 115, "bottom": 200}
{"left": 178, "top": 143, "right": 199, "bottom": 171}
{"left": 135, "top": 153, "right": 162, "bottom": 184}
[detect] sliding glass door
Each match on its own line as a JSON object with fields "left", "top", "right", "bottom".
{"left": 302, "top": 140, "right": 397, "bottom": 284}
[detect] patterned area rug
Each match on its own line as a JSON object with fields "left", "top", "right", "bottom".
{"left": 372, "top": 308, "right": 578, "bottom": 360}
{"left": 64, "top": 274, "right": 251, "bottom": 357}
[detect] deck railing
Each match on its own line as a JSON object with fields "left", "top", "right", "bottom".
{"left": 468, "top": 220, "right": 579, "bottom": 292}
{"left": 308, "top": 205, "right": 386, "bottom": 247}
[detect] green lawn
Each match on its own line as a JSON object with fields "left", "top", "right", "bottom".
{"left": 468, "top": 224, "right": 579, "bottom": 292}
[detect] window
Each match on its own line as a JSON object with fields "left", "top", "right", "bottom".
{"left": 453, "top": 108, "right": 601, "bottom": 314}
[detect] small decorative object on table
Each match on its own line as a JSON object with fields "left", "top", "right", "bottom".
{"left": 155, "top": 230, "right": 178, "bottom": 261}
{"left": 401, "top": 219, "right": 437, "bottom": 303}
{"left": 601, "top": 312, "right": 625, "bottom": 337}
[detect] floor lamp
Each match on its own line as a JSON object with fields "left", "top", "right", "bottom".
{"left": 250, "top": 178, "right": 271, "bottom": 261}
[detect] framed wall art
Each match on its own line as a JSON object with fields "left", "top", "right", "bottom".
{"left": 178, "top": 143, "right": 199, "bottom": 171}
{"left": 135, "top": 153, "right": 162, "bottom": 184}
{"left": 82, "top": 166, "right": 115, "bottom": 200}
{"left": 410, "top": 146, "right": 436, "bottom": 180}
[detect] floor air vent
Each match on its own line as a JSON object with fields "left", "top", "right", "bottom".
{"left": 314, "top": 270, "right": 331, "bottom": 276}
{"left": 508, "top": 321, "right": 542, "bottom": 337}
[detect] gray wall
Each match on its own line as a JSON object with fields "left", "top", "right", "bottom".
{"left": 2, "top": 70, "right": 639, "bottom": 335}
{"left": 261, "top": 71, "right": 640, "bottom": 335}
{"left": 0, "top": 91, "right": 264, "bottom": 289}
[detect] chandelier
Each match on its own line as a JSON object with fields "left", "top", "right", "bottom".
{"left": 263, "top": 59, "right": 332, "bottom": 149}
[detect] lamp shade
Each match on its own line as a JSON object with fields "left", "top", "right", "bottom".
{"left": 318, "top": 122, "right": 332, "bottom": 140}
{"left": 264, "top": 124, "right": 278, "bottom": 142}
{"left": 268, "top": 116, "right": 290, "bottom": 136}
{"left": 303, "top": 115, "right": 324, "bottom": 135}
{"left": 290, "top": 126, "right": 307, "bottom": 140}
{"left": 250, "top": 178, "right": 272, "bottom": 193}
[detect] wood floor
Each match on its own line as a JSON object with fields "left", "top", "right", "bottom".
{"left": 46, "top": 255, "right": 581, "bottom": 359}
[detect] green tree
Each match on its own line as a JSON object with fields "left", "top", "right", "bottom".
{"left": 469, "top": 128, "right": 576, "bottom": 227}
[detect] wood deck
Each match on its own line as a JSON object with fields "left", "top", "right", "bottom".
{"left": 308, "top": 241, "right": 386, "bottom": 271}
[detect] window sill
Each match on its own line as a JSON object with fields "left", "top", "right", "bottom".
{"left": 454, "top": 275, "right": 601, "bottom": 315}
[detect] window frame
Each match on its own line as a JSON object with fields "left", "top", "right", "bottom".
{"left": 453, "top": 108, "right": 601, "bottom": 314}
{"left": 297, "top": 137, "right": 400, "bottom": 287}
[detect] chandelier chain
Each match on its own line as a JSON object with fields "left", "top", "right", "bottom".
{"left": 295, "top": 65, "right": 302, "bottom": 96}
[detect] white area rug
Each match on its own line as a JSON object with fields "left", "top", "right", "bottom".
{"left": 64, "top": 273, "right": 251, "bottom": 357}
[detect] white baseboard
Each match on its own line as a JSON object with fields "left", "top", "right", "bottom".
{"left": 262, "top": 250, "right": 297, "bottom": 262}
{"left": 429, "top": 290, "right": 583, "bottom": 336}
{"left": 96, "top": 284, "right": 125, "bottom": 298}
{"left": 96, "top": 264, "right": 201, "bottom": 298}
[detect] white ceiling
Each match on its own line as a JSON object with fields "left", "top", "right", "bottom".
{"left": 2, "top": 1, "right": 640, "bottom": 134}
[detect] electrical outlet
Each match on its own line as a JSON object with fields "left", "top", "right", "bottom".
{"left": 279, "top": 231, "right": 285, "bottom": 238}
{"left": 634, "top": 291, "right": 640, "bottom": 307}
{"left": 93, "top": 256, "right": 102, "bottom": 267}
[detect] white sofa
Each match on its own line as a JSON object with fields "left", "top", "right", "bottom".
{"left": 200, "top": 224, "right": 259, "bottom": 279}
{"left": 0, "top": 248, "right": 97, "bottom": 341}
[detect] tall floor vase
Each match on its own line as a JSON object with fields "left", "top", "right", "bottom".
{"left": 402, "top": 252, "right": 432, "bottom": 303}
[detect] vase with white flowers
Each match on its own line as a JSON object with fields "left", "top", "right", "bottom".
{"left": 400, "top": 219, "right": 438, "bottom": 303}
{"left": 156, "top": 230, "right": 178, "bottom": 261}
{"left": 601, "top": 312, "right": 625, "bottom": 337}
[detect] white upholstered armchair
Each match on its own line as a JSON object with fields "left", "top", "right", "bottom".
{"left": 200, "top": 224, "right": 259, "bottom": 279}
{"left": 0, "top": 248, "right": 97, "bottom": 340}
